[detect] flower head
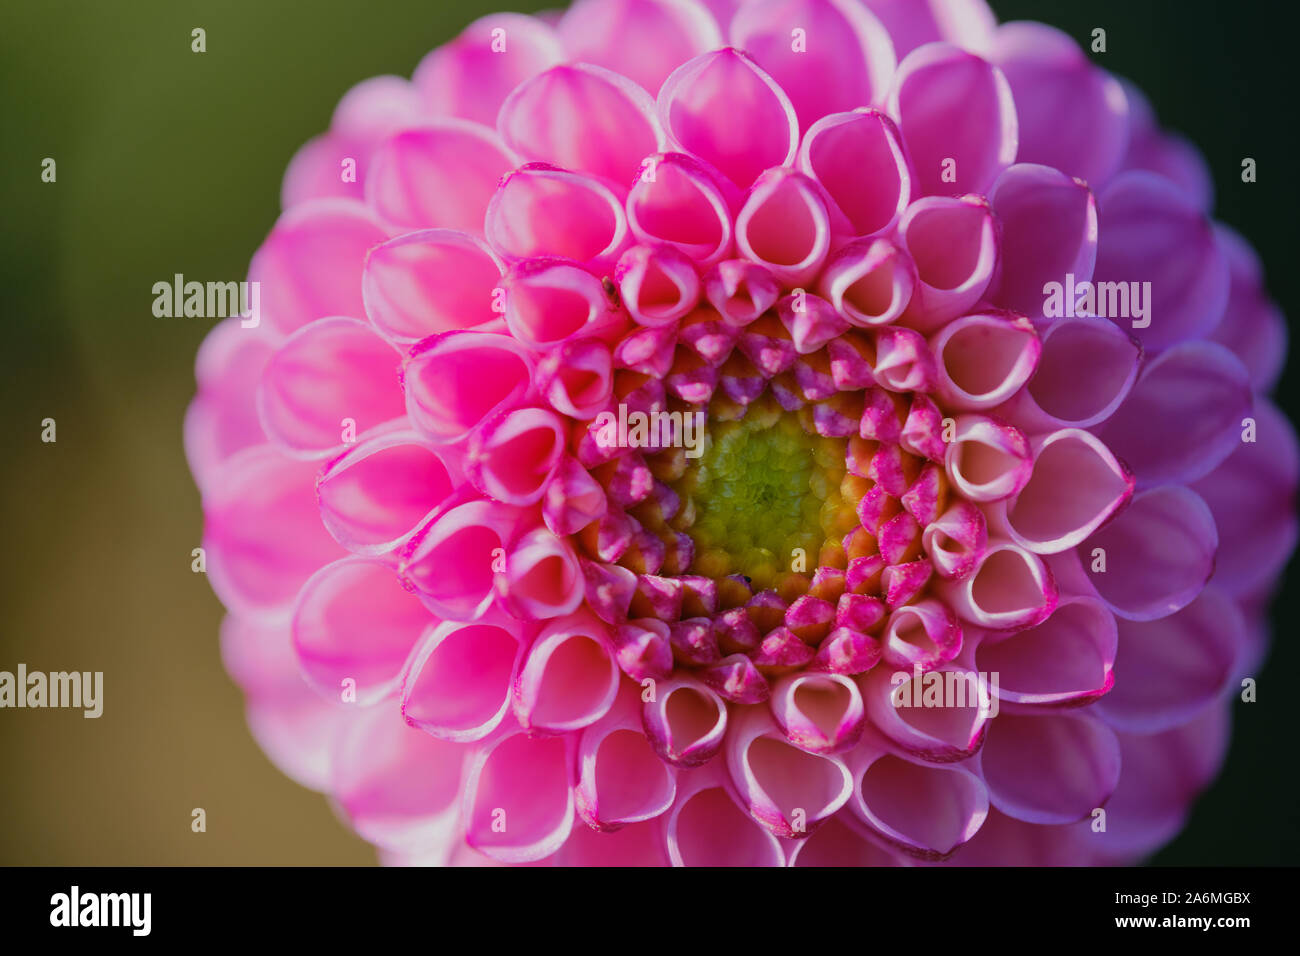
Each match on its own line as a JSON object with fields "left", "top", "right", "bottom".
{"left": 190, "top": 0, "right": 1295, "bottom": 866}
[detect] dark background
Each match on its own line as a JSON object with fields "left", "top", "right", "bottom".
{"left": 0, "top": 0, "right": 1294, "bottom": 865}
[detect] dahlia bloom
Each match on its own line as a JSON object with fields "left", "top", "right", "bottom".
{"left": 189, "top": 0, "right": 1295, "bottom": 866}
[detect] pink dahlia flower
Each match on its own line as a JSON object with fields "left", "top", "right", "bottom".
{"left": 189, "top": 0, "right": 1295, "bottom": 866}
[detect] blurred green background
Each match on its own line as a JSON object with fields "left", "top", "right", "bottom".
{"left": 0, "top": 0, "right": 1295, "bottom": 865}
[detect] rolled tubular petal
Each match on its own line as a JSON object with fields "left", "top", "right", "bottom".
{"left": 888, "top": 43, "right": 1016, "bottom": 198}
{"left": 861, "top": 0, "right": 997, "bottom": 59}
{"left": 362, "top": 229, "right": 504, "bottom": 343}
{"left": 248, "top": 199, "right": 387, "bottom": 338}
{"left": 729, "top": 0, "right": 897, "bottom": 128}
{"left": 989, "top": 23, "right": 1129, "bottom": 187}
{"left": 401, "top": 616, "right": 525, "bottom": 741}
{"left": 988, "top": 163, "right": 1098, "bottom": 319}
{"left": 502, "top": 257, "right": 622, "bottom": 349}
{"left": 502, "top": 525, "right": 585, "bottom": 620}
{"left": 403, "top": 330, "right": 534, "bottom": 445}
{"left": 466, "top": 406, "right": 567, "bottom": 506}
{"left": 980, "top": 711, "right": 1121, "bottom": 825}
{"left": 930, "top": 310, "right": 1040, "bottom": 410}
{"left": 798, "top": 108, "right": 911, "bottom": 238}
{"left": 936, "top": 543, "right": 1056, "bottom": 631}
{"left": 627, "top": 152, "right": 738, "bottom": 269}
{"left": 1209, "top": 224, "right": 1287, "bottom": 392}
{"left": 513, "top": 610, "right": 619, "bottom": 732}
{"left": 704, "top": 259, "right": 781, "bottom": 327}
{"left": 770, "top": 672, "right": 866, "bottom": 754}
{"left": 725, "top": 706, "right": 853, "bottom": 837}
{"left": 818, "top": 238, "right": 915, "bottom": 327}
{"left": 1092, "top": 170, "right": 1229, "bottom": 351}
{"left": 365, "top": 122, "right": 518, "bottom": 234}
{"left": 1082, "top": 485, "right": 1218, "bottom": 622}
{"left": 401, "top": 499, "right": 521, "bottom": 621}
{"left": 786, "top": 814, "right": 909, "bottom": 866}
{"left": 846, "top": 736, "right": 989, "bottom": 859}
{"left": 974, "top": 595, "right": 1116, "bottom": 708}
{"left": 616, "top": 243, "right": 701, "bottom": 327}
{"left": 879, "top": 599, "right": 962, "bottom": 670}
{"left": 575, "top": 686, "right": 677, "bottom": 829}
{"left": 735, "top": 168, "right": 832, "bottom": 287}
{"left": 997, "top": 316, "right": 1140, "bottom": 431}
{"left": 860, "top": 662, "right": 991, "bottom": 762}
{"left": 463, "top": 723, "right": 575, "bottom": 862}
{"left": 922, "top": 501, "right": 987, "bottom": 581}
{"left": 498, "top": 63, "right": 664, "bottom": 184}
{"left": 1094, "top": 341, "right": 1252, "bottom": 488}
{"left": 943, "top": 414, "right": 1032, "bottom": 502}
{"left": 897, "top": 196, "right": 998, "bottom": 329}
{"left": 486, "top": 165, "right": 630, "bottom": 267}
{"left": 990, "top": 428, "right": 1134, "bottom": 554}
{"left": 1094, "top": 586, "right": 1242, "bottom": 733}
{"left": 657, "top": 48, "right": 798, "bottom": 189}
{"left": 642, "top": 674, "right": 728, "bottom": 767}
{"left": 317, "top": 424, "right": 457, "bottom": 554}
{"left": 664, "top": 764, "right": 786, "bottom": 866}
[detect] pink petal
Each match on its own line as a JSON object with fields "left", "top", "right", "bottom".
{"left": 536, "top": 340, "right": 615, "bottom": 421}
{"left": 1094, "top": 586, "right": 1242, "bottom": 733}
{"left": 980, "top": 711, "right": 1121, "bottom": 825}
{"left": 896, "top": 195, "right": 998, "bottom": 329}
{"left": 988, "top": 163, "right": 1098, "bottom": 318}
{"left": 769, "top": 672, "right": 866, "bottom": 755}
{"left": 729, "top": 0, "right": 896, "bottom": 128}
{"left": 403, "top": 330, "right": 534, "bottom": 445}
{"left": 735, "top": 167, "right": 832, "bottom": 287}
{"left": 989, "top": 23, "right": 1130, "bottom": 187}
{"left": 657, "top": 48, "right": 798, "bottom": 189}
{"left": 463, "top": 723, "right": 575, "bottom": 862}
{"left": 318, "top": 424, "right": 457, "bottom": 554}
{"left": 725, "top": 707, "right": 853, "bottom": 837}
{"left": 401, "top": 616, "right": 525, "bottom": 741}
{"left": 557, "top": 0, "right": 724, "bottom": 97}
{"left": 362, "top": 229, "right": 504, "bottom": 344}
{"left": 887, "top": 43, "right": 1016, "bottom": 198}
{"left": 936, "top": 542, "right": 1057, "bottom": 631}
{"left": 400, "top": 499, "right": 521, "bottom": 620}
{"left": 626, "top": 152, "right": 739, "bottom": 269}
{"left": 860, "top": 661, "right": 991, "bottom": 762}
{"left": 575, "top": 686, "right": 677, "bottom": 829}
{"left": 502, "top": 525, "right": 585, "bottom": 620}
{"left": 664, "top": 765, "right": 785, "bottom": 866}
{"left": 502, "top": 257, "right": 622, "bottom": 349}
{"left": 413, "top": 13, "right": 564, "bottom": 126}
{"left": 513, "top": 611, "right": 620, "bottom": 732}
{"left": 929, "top": 310, "right": 1040, "bottom": 410}
{"left": 973, "top": 595, "right": 1116, "bottom": 708}
{"left": 1092, "top": 170, "right": 1229, "bottom": 351}
{"left": 798, "top": 108, "right": 911, "bottom": 237}
{"left": 498, "top": 63, "right": 664, "bottom": 184}
{"left": 861, "top": 0, "right": 996, "bottom": 59}
{"left": 486, "top": 165, "right": 630, "bottom": 268}
{"left": 942, "top": 414, "right": 1033, "bottom": 503}
{"left": 202, "top": 445, "right": 342, "bottom": 620}
{"left": 1095, "top": 341, "right": 1252, "bottom": 488}
{"left": 616, "top": 243, "right": 702, "bottom": 327}
{"left": 365, "top": 122, "right": 518, "bottom": 235}
{"left": 703, "top": 259, "right": 782, "bottom": 327}
{"left": 818, "top": 237, "right": 915, "bottom": 327}
{"left": 248, "top": 199, "right": 386, "bottom": 337}
{"left": 1209, "top": 224, "right": 1287, "bottom": 392}
{"left": 641, "top": 674, "right": 728, "bottom": 767}
{"left": 786, "top": 813, "right": 910, "bottom": 866}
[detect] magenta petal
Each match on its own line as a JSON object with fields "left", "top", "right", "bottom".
{"left": 799, "top": 108, "right": 911, "bottom": 237}
{"left": 730, "top": 0, "right": 897, "bottom": 128}
{"left": 362, "top": 229, "right": 504, "bottom": 344}
{"left": 642, "top": 674, "right": 728, "bottom": 767}
{"left": 575, "top": 687, "right": 677, "bottom": 829}
{"left": 486, "top": 165, "right": 630, "bottom": 268}
{"left": 657, "top": 48, "right": 798, "bottom": 189}
{"left": 248, "top": 199, "right": 387, "bottom": 338}
{"left": 888, "top": 43, "right": 1016, "bottom": 198}
{"left": 735, "top": 168, "right": 832, "bottom": 287}
{"left": 819, "top": 237, "right": 915, "bottom": 327}
{"left": 846, "top": 737, "right": 989, "bottom": 859}
{"left": 980, "top": 711, "right": 1121, "bottom": 825}
{"left": 664, "top": 765, "right": 785, "bottom": 866}
{"left": 1092, "top": 170, "right": 1229, "bottom": 351}
{"left": 333, "top": 703, "right": 466, "bottom": 851}
{"left": 942, "top": 414, "right": 1033, "bottom": 503}
{"left": 616, "top": 242, "right": 701, "bottom": 327}
{"left": 502, "top": 257, "right": 622, "bottom": 349}
{"left": 769, "top": 672, "right": 866, "bottom": 755}
{"left": 502, "top": 525, "right": 585, "bottom": 620}
{"left": 202, "top": 446, "right": 342, "bottom": 620}
{"left": 543, "top": 455, "right": 608, "bottom": 536}
{"left": 1191, "top": 397, "right": 1299, "bottom": 597}
{"left": 726, "top": 707, "right": 853, "bottom": 837}
{"left": 512, "top": 611, "right": 619, "bottom": 732}
{"left": 413, "top": 13, "right": 564, "bottom": 126}
{"left": 463, "top": 723, "right": 575, "bottom": 862}
{"left": 401, "top": 616, "right": 525, "bottom": 741}
{"left": 897, "top": 195, "right": 998, "bottom": 329}
{"left": 862, "top": 0, "right": 996, "bottom": 59}
{"left": 400, "top": 499, "right": 520, "bottom": 621}
{"left": 557, "top": 0, "right": 723, "bottom": 97}
{"left": 936, "top": 542, "right": 1056, "bottom": 631}
{"left": 403, "top": 330, "right": 534, "bottom": 445}
{"left": 974, "top": 595, "right": 1116, "bottom": 708}
{"left": 498, "top": 63, "right": 664, "bottom": 184}
{"left": 860, "top": 661, "right": 990, "bottom": 762}
{"left": 930, "top": 310, "right": 1040, "bottom": 410}
{"left": 365, "top": 122, "right": 518, "bottom": 235}
{"left": 989, "top": 22, "right": 1129, "bottom": 187}
{"left": 258, "top": 317, "right": 405, "bottom": 459}
{"left": 988, "top": 163, "right": 1098, "bottom": 318}
{"left": 1095, "top": 341, "right": 1251, "bottom": 488}
{"left": 318, "top": 424, "right": 457, "bottom": 554}
{"left": 627, "top": 152, "right": 739, "bottom": 269}
{"left": 1209, "top": 224, "right": 1287, "bottom": 392}
{"left": 466, "top": 406, "right": 567, "bottom": 506}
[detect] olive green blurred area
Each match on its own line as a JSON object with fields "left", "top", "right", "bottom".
{"left": 0, "top": 0, "right": 1295, "bottom": 865}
